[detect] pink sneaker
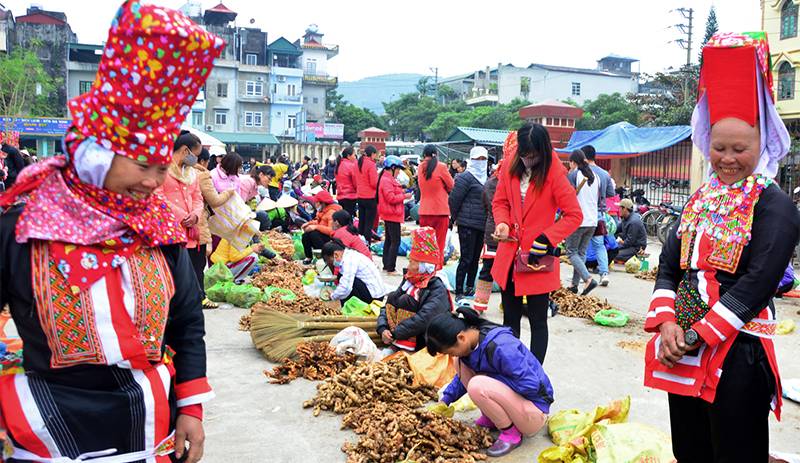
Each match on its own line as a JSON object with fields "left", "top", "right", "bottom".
{"left": 474, "top": 414, "right": 496, "bottom": 430}
{"left": 486, "top": 426, "right": 522, "bottom": 457}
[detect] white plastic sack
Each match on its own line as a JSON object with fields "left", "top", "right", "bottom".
{"left": 783, "top": 378, "right": 800, "bottom": 403}
{"left": 329, "top": 326, "right": 381, "bottom": 363}
{"left": 208, "top": 192, "right": 259, "bottom": 251}
{"left": 770, "top": 452, "right": 800, "bottom": 463}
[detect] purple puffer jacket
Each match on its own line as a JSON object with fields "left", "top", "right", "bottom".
{"left": 779, "top": 263, "right": 795, "bottom": 289}
{"left": 441, "top": 326, "right": 554, "bottom": 414}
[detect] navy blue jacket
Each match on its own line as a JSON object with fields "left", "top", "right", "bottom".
{"left": 441, "top": 326, "right": 554, "bottom": 413}
{"left": 449, "top": 171, "right": 487, "bottom": 231}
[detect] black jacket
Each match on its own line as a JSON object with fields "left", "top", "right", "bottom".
{"left": 376, "top": 277, "right": 451, "bottom": 350}
{"left": 449, "top": 171, "right": 487, "bottom": 231}
{"left": 483, "top": 175, "right": 500, "bottom": 250}
{"left": 1, "top": 144, "right": 26, "bottom": 188}
{"left": 617, "top": 212, "right": 647, "bottom": 250}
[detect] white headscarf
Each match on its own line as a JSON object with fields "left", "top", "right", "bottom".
{"left": 70, "top": 138, "right": 115, "bottom": 188}
{"left": 466, "top": 146, "right": 488, "bottom": 185}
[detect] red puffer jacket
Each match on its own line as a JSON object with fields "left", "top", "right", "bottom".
{"left": 356, "top": 156, "right": 378, "bottom": 199}
{"left": 378, "top": 171, "right": 405, "bottom": 223}
{"left": 336, "top": 158, "right": 359, "bottom": 200}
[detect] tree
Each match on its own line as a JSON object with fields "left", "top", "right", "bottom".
{"left": 0, "top": 47, "right": 59, "bottom": 118}
{"left": 382, "top": 93, "right": 440, "bottom": 141}
{"left": 577, "top": 93, "right": 641, "bottom": 130}
{"left": 698, "top": 6, "right": 719, "bottom": 64}
{"left": 631, "top": 66, "right": 699, "bottom": 126}
{"left": 331, "top": 103, "right": 384, "bottom": 143}
{"left": 426, "top": 111, "right": 465, "bottom": 140}
{"left": 416, "top": 77, "right": 432, "bottom": 97}
{"left": 326, "top": 88, "right": 345, "bottom": 111}
{"left": 436, "top": 84, "right": 458, "bottom": 104}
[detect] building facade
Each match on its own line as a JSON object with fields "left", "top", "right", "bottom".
{"left": 300, "top": 25, "right": 339, "bottom": 126}
{"left": 438, "top": 56, "right": 639, "bottom": 107}
{"left": 267, "top": 37, "right": 304, "bottom": 140}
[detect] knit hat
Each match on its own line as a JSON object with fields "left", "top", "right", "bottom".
{"left": 408, "top": 226, "right": 440, "bottom": 265}
{"left": 68, "top": 0, "right": 225, "bottom": 165}
{"left": 692, "top": 32, "right": 790, "bottom": 178}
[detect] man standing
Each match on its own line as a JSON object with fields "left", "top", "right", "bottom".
{"left": 578, "top": 145, "right": 615, "bottom": 286}
{"left": 610, "top": 198, "right": 647, "bottom": 263}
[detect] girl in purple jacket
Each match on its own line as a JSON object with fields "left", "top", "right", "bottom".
{"left": 426, "top": 307, "right": 553, "bottom": 457}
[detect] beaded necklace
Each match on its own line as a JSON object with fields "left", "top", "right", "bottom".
{"left": 677, "top": 173, "right": 770, "bottom": 273}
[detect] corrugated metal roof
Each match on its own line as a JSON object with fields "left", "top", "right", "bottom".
{"left": 447, "top": 127, "right": 510, "bottom": 146}
{"left": 214, "top": 132, "right": 280, "bottom": 146}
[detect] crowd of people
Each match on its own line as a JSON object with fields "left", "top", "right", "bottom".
{"left": 0, "top": 5, "right": 796, "bottom": 461}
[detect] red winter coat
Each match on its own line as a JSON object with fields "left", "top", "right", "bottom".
{"left": 491, "top": 155, "right": 582, "bottom": 296}
{"left": 378, "top": 171, "right": 405, "bottom": 223}
{"left": 356, "top": 156, "right": 378, "bottom": 199}
{"left": 417, "top": 160, "right": 454, "bottom": 216}
{"left": 336, "top": 158, "right": 359, "bottom": 200}
{"left": 332, "top": 226, "right": 371, "bottom": 257}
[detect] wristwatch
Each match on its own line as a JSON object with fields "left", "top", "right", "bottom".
{"left": 684, "top": 328, "right": 699, "bottom": 346}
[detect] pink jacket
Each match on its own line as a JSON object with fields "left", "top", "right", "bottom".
{"left": 378, "top": 172, "right": 405, "bottom": 223}
{"left": 238, "top": 175, "right": 258, "bottom": 202}
{"left": 210, "top": 167, "right": 241, "bottom": 195}
{"left": 159, "top": 170, "right": 204, "bottom": 248}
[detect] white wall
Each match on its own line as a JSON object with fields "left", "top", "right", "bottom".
{"left": 304, "top": 86, "right": 327, "bottom": 122}
{"left": 205, "top": 65, "right": 237, "bottom": 132}
{"left": 302, "top": 49, "right": 329, "bottom": 75}
{"left": 496, "top": 65, "right": 638, "bottom": 105}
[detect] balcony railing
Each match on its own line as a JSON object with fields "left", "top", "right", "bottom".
{"left": 271, "top": 93, "right": 302, "bottom": 103}
{"left": 303, "top": 72, "right": 338, "bottom": 86}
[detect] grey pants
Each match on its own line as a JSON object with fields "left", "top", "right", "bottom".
{"left": 566, "top": 226, "right": 595, "bottom": 287}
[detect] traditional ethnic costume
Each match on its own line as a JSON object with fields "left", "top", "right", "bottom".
{"left": 0, "top": 1, "right": 224, "bottom": 461}
{"left": 377, "top": 227, "right": 452, "bottom": 351}
{"left": 644, "top": 32, "right": 800, "bottom": 461}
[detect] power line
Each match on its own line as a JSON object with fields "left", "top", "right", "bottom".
{"left": 669, "top": 7, "right": 694, "bottom": 67}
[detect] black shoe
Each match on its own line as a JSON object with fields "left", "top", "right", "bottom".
{"left": 581, "top": 280, "right": 598, "bottom": 296}
{"left": 568, "top": 286, "right": 578, "bottom": 294}
{"left": 549, "top": 300, "right": 559, "bottom": 317}
{"left": 302, "top": 258, "right": 313, "bottom": 265}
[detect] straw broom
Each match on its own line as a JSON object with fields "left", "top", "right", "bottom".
{"left": 250, "top": 309, "right": 380, "bottom": 361}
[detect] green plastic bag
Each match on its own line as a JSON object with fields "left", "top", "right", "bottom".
{"left": 594, "top": 309, "right": 629, "bottom": 328}
{"left": 301, "top": 269, "right": 317, "bottom": 286}
{"left": 206, "top": 281, "right": 236, "bottom": 303}
{"left": 342, "top": 297, "right": 370, "bottom": 317}
{"left": 204, "top": 262, "right": 233, "bottom": 290}
{"left": 292, "top": 232, "right": 305, "bottom": 261}
{"left": 226, "top": 284, "right": 262, "bottom": 308}
{"left": 262, "top": 286, "right": 296, "bottom": 302}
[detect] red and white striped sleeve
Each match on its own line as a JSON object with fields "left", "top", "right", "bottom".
{"left": 644, "top": 289, "right": 677, "bottom": 332}
{"left": 175, "top": 377, "right": 214, "bottom": 408}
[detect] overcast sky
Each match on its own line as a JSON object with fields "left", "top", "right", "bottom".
{"left": 1, "top": 0, "right": 761, "bottom": 81}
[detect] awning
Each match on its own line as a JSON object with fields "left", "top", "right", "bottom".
{"left": 556, "top": 122, "right": 691, "bottom": 158}
{"left": 213, "top": 132, "right": 281, "bottom": 146}
{"left": 180, "top": 124, "right": 226, "bottom": 156}
{"left": 446, "top": 126, "right": 510, "bottom": 146}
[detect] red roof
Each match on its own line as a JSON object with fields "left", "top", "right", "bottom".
{"left": 358, "top": 127, "right": 389, "bottom": 137}
{"left": 519, "top": 100, "right": 583, "bottom": 120}
{"left": 206, "top": 3, "right": 236, "bottom": 14}
{"left": 16, "top": 12, "right": 66, "bottom": 25}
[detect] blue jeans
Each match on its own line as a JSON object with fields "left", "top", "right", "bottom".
{"left": 591, "top": 234, "right": 609, "bottom": 274}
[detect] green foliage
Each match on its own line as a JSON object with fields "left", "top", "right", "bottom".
{"left": 699, "top": 6, "right": 719, "bottom": 64}
{"left": 0, "top": 48, "right": 60, "bottom": 117}
{"left": 326, "top": 88, "right": 345, "bottom": 111}
{"left": 382, "top": 94, "right": 440, "bottom": 141}
{"left": 576, "top": 93, "right": 641, "bottom": 130}
{"left": 327, "top": 90, "right": 384, "bottom": 143}
{"left": 630, "top": 66, "right": 699, "bottom": 126}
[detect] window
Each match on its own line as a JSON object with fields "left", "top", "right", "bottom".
{"left": 288, "top": 84, "right": 297, "bottom": 96}
{"left": 546, "top": 117, "right": 553, "bottom": 126}
{"left": 783, "top": 0, "right": 799, "bottom": 39}
{"left": 287, "top": 115, "right": 297, "bottom": 129}
{"left": 313, "top": 97, "right": 319, "bottom": 104}
{"left": 217, "top": 82, "right": 228, "bottom": 98}
{"left": 78, "top": 81, "right": 93, "bottom": 94}
{"left": 571, "top": 82, "right": 581, "bottom": 96}
{"left": 191, "top": 111, "right": 203, "bottom": 127}
{"left": 779, "top": 61, "right": 796, "bottom": 100}
{"left": 245, "top": 53, "right": 258, "bottom": 65}
{"left": 214, "top": 110, "right": 227, "bottom": 125}
{"left": 306, "top": 59, "right": 317, "bottom": 75}
{"left": 244, "top": 111, "right": 263, "bottom": 127}
{"left": 303, "top": 96, "right": 308, "bottom": 103}
{"left": 246, "top": 81, "right": 263, "bottom": 96}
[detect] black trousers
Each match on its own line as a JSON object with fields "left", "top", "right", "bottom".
{"left": 500, "top": 268, "right": 550, "bottom": 364}
{"left": 268, "top": 186, "right": 281, "bottom": 201}
{"left": 357, "top": 198, "right": 378, "bottom": 242}
{"left": 187, "top": 245, "right": 207, "bottom": 297}
{"left": 478, "top": 255, "right": 494, "bottom": 282}
{"left": 456, "top": 227, "right": 484, "bottom": 294}
{"left": 667, "top": 336, "right": 774, "bottom": 463}
{"left": 382, "top": 221, "right": 401, "bottom": 272}
{"left": 301, "top": 230, "right": 331, "bottom": 259}
{"left": 339, "top": 198, "right": 357, "bottom": 217}
{"left": 608, "top": 246, "right": 641, "bottom": 263}
{"left": 341, "top": 277, "right": 379, "bottom": 306}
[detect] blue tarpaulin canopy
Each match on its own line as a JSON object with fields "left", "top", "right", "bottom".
{"left": 556, "top": 122, "right": 691, "bottom": 158}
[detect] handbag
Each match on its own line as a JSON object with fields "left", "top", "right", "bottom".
{"left": 514, "top": 252, "right": 556, "bottom": 273}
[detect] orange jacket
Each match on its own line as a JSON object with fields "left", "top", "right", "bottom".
{"left": 307, "top": 203, "right": 343, "bottom": 236}
{"left": 416, "top": 160, "right": 454, "bottom": 216}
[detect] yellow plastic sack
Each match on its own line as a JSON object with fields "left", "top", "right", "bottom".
{"left": 452, "top": 394, "right": 478, "bottom": 412}
{"left": 426, "top": 402, "right": 455, "bottom": 418}
{"left": 406, "top": 349, "right": 456, "bottom": 389}
{"left": 592, "top": 422, "right": 675, "bottom": 463}
{"left": 539, "top": 396, "right": 631, "bottom": 463}
{"left": 777, "top": 319, "right": 796, "bottom": 335}
{"left": 625, "top": 256, "right": 641, "bottom": 274}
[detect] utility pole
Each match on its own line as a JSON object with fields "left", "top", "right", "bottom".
{"left": 430, "top": 66, "right": 439, "bottom": 101}
{"left": 671, "top": 7, "right": 694, "bottom": 67}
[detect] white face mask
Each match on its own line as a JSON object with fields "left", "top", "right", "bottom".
{"left": 257, "top": 185, "right": 269, "bottom": 198}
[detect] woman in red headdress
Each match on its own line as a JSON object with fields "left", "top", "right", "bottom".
{"left": 644, "top": 32, "right": 800, "bottom": 461}
{"left": 0, "top": 2, "right": 224, "bottom": 462}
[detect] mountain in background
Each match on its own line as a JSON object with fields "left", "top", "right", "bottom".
{"left": 337, "top": 73, "right": 424, "bottom": 115}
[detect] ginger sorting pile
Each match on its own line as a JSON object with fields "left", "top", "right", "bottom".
{"left": 635, "top": 266, "right": 659, "bottom": 281}
{"left": 264, "top": 230, "right": 296, "bottom": 259}
{"left": 251, "top": 259, "right": 305, "bottom": 293}
{"left": 303, "top": 357, "right": 438, "bottom": 417}
{"left": 551, "top": 288, "right": 616, "bottom": 319}
{"left": 341, "top": 402, "right": 493, "bottom": 463}
{"left": 265, "top": 342, "right": 357, "bottom": 384}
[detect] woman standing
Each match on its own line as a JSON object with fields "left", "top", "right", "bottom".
{"left": 644, "top": 33, "right": 800, "bottom": 462}
{"left": 564, "top": 149, "right": 599, "bottom": 295}
{"left": 492, "top": 123, "right": 582, "bottom": 363}
{"left": 356, "top": 145, "right": 379, "bottom": 242}
{"left": 158, "top": 131, "right": 206, "bottom": 296}
{"left": 377, "top": 155, "right": 409, "bottom": 274}
{"left": 417, "top": 144, "right": 454, "bottom": 266}
{"left": 0, "top": 1, "right": 222, "bottom": 460}
{"left": 335, "top": 147, "right": 359, "bottom": 216}
{"left": 449, "top": 146, "right": 489, "bottom": 300}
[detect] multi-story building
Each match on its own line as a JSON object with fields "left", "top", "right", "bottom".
{"left": 299, "top": 25, "right": 339, "bottom": 125}
{"left": 0, "top": 7, "right": 14, "bottom": 54}
{"left": 14, "top": 6, "right": 76, "bottom": 115}
{"left": 267, "top": 37, "right": 303, "bottom": 140}
{"left": 438, "top": 55, "right": 639, "bottom": 107}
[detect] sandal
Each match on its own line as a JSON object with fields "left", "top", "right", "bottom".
{"left": 202, "top": 298, "right": 219, "bottom": 310}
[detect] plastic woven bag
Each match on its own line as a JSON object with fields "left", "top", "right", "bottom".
{"left": 591, "top": 422, "right": 675, "bottom": 463}
{"left": 625, "top": 256, "right": 641, "bottom": 274}
{"left": 225, "top": 284, "right": 262, "bottom": 308}
{"left": 342, "top": 297, "right": 371, "bottom": 317}
{"left": 206, "top": 281, "right": 236, "bottom": 303}
{"left": 204, "top": 262, "right": 234, "bottom": 290}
